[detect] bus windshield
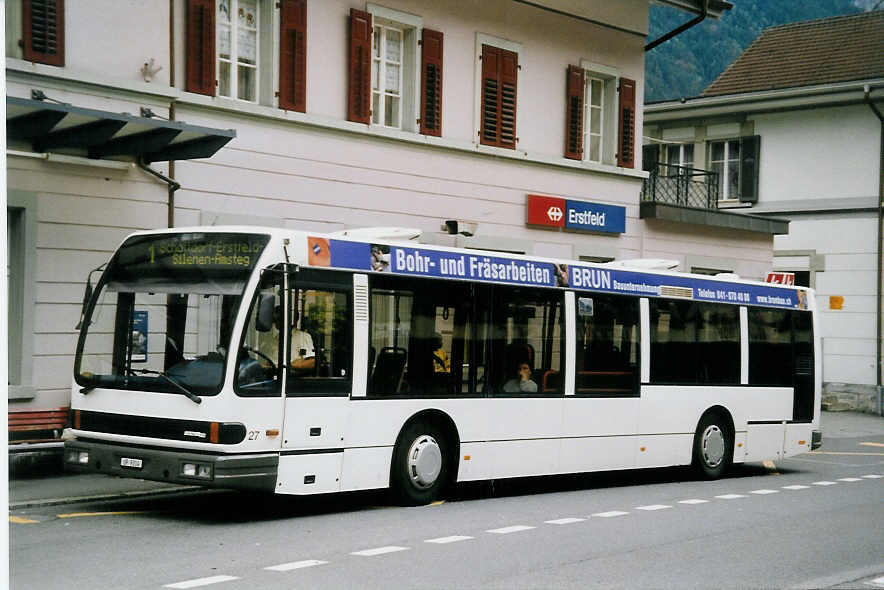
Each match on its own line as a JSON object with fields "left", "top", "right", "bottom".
{"left": 74, "top": 232, "right": 270, "bottom": 396}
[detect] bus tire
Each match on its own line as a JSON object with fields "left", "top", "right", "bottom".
{"left": 390, "top": 421, "right": 450, "bottom": 506}
{"left": 692, "top": 412, "right": 733, "bottom": 479}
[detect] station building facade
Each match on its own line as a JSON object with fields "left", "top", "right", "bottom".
{"left": 8, "top": 0, "right": 783, "bottom": 439}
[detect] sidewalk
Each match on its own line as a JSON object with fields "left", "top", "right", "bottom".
{"left": 8, "top": 410, "right": 883, "bottom": 509}
{"left": 9, "top": 454, "right": 202, "bottom": 509}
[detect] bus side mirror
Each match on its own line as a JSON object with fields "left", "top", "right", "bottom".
{"left": 256, "top": 295, "right": 275, "bottom": 333}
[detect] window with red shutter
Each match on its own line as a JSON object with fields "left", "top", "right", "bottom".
{"left": 186, "top": 0, "right": 216, "bottom": 97}
{"left": 480, "top": 44, "right": 518, "bottom": 149}
{"left": 564, "top": 65, "right": 584, "bottom": 160}
{"left": 279, "top": 0, "right": 307, "bottom": 112}
{"left": 617, "top": 77, "right": 636, "bottom": 168}
{"left": 420, "top": 29, "right": 443, "bottom": 137}
{"left": 22, "top": 0, "right": 64, "bottom": 67}
{"left": 348, "top": 8, "right": 372, "bottom": 124}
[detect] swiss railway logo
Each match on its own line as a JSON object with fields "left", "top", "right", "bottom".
{"left": 526, "top": 194, "right": 626, "bottom": 234}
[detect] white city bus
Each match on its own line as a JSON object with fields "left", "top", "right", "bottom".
{"left": 65, "top": 227, "right": 821, "bottom": 504}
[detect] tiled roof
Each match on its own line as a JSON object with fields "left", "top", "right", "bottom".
{"left": 703, "top": 11, "right": 884, "bottom": 97}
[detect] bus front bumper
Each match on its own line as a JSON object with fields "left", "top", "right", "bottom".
{"left": 63, "top": 439, "right": 279, "bottom": 492}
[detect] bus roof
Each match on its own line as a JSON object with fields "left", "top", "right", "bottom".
{"left": 122, "top": 226, "right": 811, "bottom": 310}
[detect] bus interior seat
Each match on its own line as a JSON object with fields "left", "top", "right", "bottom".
{"left": 370, "top": 346, "right": 407, "bottom": 394}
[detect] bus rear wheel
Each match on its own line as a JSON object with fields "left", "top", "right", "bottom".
{"left": 391, "top": 421, "right": 449, "bottom": 505}
{"left": 692, "top": 413, "right": 733, "bottom": 479}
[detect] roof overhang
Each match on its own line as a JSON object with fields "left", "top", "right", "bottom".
{"left": 654, "top": 0, "right": 732, "bottom": 19}
{"left": 644, "top": 79, "right": 884, "bottom": 123}
{"left": 6, "top": 96, "right": 235, "bottom": 163}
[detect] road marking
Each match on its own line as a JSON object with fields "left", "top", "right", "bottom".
{"left": 862, "top": 474, "right": 883, "bottom": 479}
{"left": 715, "top": 494, "right": 747, "bottom": 500}
{"left": 486, "top": 525, "right": 536, "bottom": 534}
{"left": 782, "top": 485, "right": 810, "bottom": 490}
{"left": 635, "top": 504, "right": 671, "bottom": 511}
{"left": 9, "top": 516, "right": 39, "bottom": 524}
{"left": 425, "top": 535, "right": 474, "bottom": 544}
{"left": 265, "top": 560, "right": 328, "bottom": 572}
{"left": 838, "top": 477, "right": 863, "bottom": 482}
{"left": 592, "top": 510, "right": 629, "bottom": 518}
{"left": 807, "top": 451, "right": 884, "bottom": 457}
{"left": 57, "top": 511, "right": 146, "bottom": 518}
{"left": 864, "top": 575, "right": 884, "bottom": 587}
{"left": 678, "top": 499, "right": 709, "bottom": 505}
{"left": 859, "top": 442, "right": 884, "bottom": 448}
{"left": 750, "top": 489, "right": 779, "bottom": 495}
{"left": 545, "top": 517, "right": 586, "bottom": 525}
{"left": 164, "top": 575, "right": 240, "bottom": 588}
{"left": 812, "top": 481, "right": 838, "bottom": 486}
{"left": 351, "top": 546, "right": 409, "bottom": 557}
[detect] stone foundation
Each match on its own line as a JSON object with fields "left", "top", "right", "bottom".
{"left": 822, "top": 382, "right": 882, "bottom": 414}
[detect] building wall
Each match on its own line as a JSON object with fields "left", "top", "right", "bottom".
{"left": 644, "top": 98, "right": 883, "bottom": 391}
{"left": 775, "top": 213, "right": 880, "bottom": 386}
{"left": 753, "top": 106, "right": 879, "bottom": 202}
{"left": 6, "top": 0, "right": 775, "bottom": 413}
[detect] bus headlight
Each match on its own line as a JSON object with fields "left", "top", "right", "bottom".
{"left": 65, "top": 449, "right": 89, "bottom": 464}
{"left": 180, "top": 462, "right": 213, "bottom": 479}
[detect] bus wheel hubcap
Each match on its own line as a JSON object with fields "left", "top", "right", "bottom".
{"left": 407, "top": 435, "right": 442, "bottom": 489}
{"left": 702, "top": 425, "right": 725, "bottom": 468}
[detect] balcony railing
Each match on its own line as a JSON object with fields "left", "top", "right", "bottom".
{"left": 641, "top": 163, "right": 720, "bottom": 210}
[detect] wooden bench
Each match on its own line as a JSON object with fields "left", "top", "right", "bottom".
{"left": 8, "top": 407, "right": 69, "bottom": 445}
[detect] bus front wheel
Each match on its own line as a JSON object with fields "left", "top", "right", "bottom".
{"left": 692, "top": 412, "right": 733, "bottom": 479}
{"left": 391, "top": 421, "right": 450, "bottom": 505}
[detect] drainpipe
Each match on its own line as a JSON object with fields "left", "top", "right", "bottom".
{"left": 864, "top": 84, "right": 884, "bottom": 416}
{"left": 168, "top": 0, "right": 176, "bottom": 228}
{"left": 645, "top": 0, "right": 708, "bottom": 52}
{"left": 138, "top": 158, "right": 181, "bottom": 228}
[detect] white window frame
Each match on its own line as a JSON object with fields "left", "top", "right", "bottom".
{"left": 579, "top": 60, "right": 619, "bottom": 166}
{"left": 217, "top": 0, "right": 261, "bottom": 104}
{"left": 474, "top": 33, "right": 522, "bottom": 148}
{"left": 367, "top": 4, "right": 422, "bottom": 132}
{"left": 372, "top": 23, "right": 404, "bottom": 128}
{"left": 708, "top": 139, "right": 741, "bottom": 201}
{"left": 665, "top": 143, "right": 694, "bottom": 169}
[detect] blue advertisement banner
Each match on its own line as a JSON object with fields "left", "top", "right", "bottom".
{"left": 313, "top": 238, "right": 804, "bottom": 310}
{"left": 564, "top": 200, "right": 626, "bottom": 234}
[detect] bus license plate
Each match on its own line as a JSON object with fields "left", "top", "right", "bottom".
{"left": 120, "top": 457, "right": 143, "bottom": 469}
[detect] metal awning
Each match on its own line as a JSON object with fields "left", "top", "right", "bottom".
{"left": 6, "top": 96, "right": 235, "bottom": 163}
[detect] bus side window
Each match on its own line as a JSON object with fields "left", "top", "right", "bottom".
{"left": 367, "top": 275, "right": 472, "bottom": 397}
{"left": 575, "top": 294, "right": 639, "bottom": 396}
{"left": 490, "top": 287, "right": 563, "bottom": 395}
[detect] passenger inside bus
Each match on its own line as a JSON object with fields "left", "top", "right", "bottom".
{"left": 503, "top": 361, "right": 537, "bottom": 393}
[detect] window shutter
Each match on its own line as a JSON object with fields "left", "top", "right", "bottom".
{"left": 480, "top": 45, "right": 517, "bottom": 149}
{"left": 420, "top": 29, "right": 444, "bottom": 137}
{"left": 186, "top": 0, "right": 216, "bottom": 96}
{"left": 642, "top": 144, "right": 660, "bottom": 172}
{"left": 617, "top": 77, "right": 636, "bottom": 168}
{"left": 22, "top": 0, "right": 65, "bottom": 66}
{"left": 279, "top": 0, "right": 307, "bottom": 112}
{"left": 564, "top": 65, "right": 584, "bottom": 160}
{"left": 739, "top": 135, "right": 761, "bottom": 203}
{"left": 348, "top": 8, "right": 372, "bottom": 124}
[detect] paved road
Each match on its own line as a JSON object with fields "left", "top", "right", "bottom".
{"left": 10, "top": 414, "right": 884, "bottom": 589}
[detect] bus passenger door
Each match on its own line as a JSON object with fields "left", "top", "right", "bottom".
{"left": 277, "top": 268, "right": 353, "bottom": 494}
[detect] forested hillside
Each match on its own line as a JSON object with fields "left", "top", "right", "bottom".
{"left": 645, "top": 0, "right": 876, "bottom": 102}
